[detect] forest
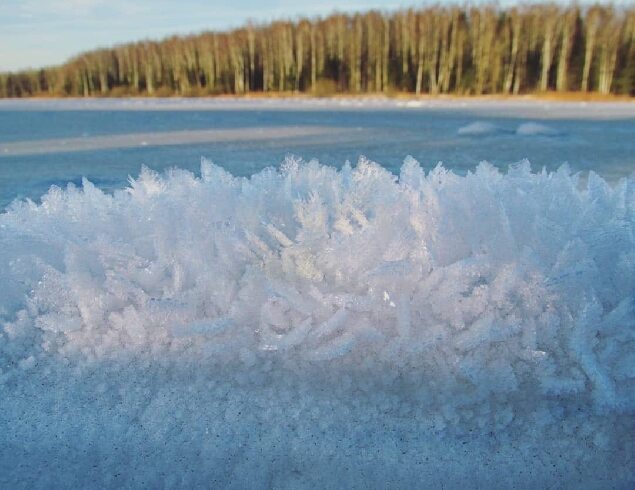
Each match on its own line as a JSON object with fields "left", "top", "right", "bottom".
{"left": 1, "top": 3, "right": 634, "bottom": 98}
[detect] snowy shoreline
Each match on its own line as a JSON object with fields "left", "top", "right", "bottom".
{"left": 2, "top": 96, "right": 635, "bottom": 120}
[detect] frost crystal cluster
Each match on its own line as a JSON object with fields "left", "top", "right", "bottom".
{"left": 1, "top": 158, "right": 633, "bottom": 487}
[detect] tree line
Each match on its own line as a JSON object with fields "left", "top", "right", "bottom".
{"left": 1, "top": 3, "right": 634, "bottom": 98}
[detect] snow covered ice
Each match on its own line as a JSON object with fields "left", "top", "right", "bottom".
{"left": 457, "top": 121, "right": 506, "bottom": 136}
{"left": 515, "top": 122, "right": 561, "bottom": 137}
{"left": 0, "top": 157, "right": 634, "bottom": 488}
{"left": 457, "top": 121, "right": 560, "bottom": 137}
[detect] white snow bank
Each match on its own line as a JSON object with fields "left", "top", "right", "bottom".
{"left": 1, "top": 158, "right": 634, "bottom": 487}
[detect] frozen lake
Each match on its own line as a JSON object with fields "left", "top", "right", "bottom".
{"left": 1, "top": 97, "right": 634, "bottom": 209}
{"left": 1, "top": 98, "right": 634, "bottom": 488}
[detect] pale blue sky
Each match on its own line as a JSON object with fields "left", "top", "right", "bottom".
{"left": 1, "top": 0, "right": 630, "bottom": 72}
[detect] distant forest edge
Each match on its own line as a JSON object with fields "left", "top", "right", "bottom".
{"left": 2, "top": 3, "right": 635, "bottom": 98}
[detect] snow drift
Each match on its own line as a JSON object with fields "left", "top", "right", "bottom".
{"left": 516, "top": 122, "right": 561, "bottom": 136}
{"left": 457, "top": 121, "right": 505, "bottom": 136}
{"left": 457, "top": 121, "right": 562, "bottom": 137}
{"left": 1, "top": 157, "right": 634, "bottom": 488}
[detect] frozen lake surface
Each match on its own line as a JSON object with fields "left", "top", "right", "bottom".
{"left": 0, "top": 97, "right": 634, "bottom": 208}
{"left": 0, "top": 98, "right": 634, "bottom": 488}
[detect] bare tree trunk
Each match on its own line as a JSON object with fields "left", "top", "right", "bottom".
{"left": 598, "top": 14, "right": 621, "bottom": 94}
{"left": 556, "top": 8, "right": 577, "bottom": 92}
{"left": 455, "top": 21, "right": 465, "bottom": 93}
{"left": 295, "top": 24, "right": 304, "bottom": 92}
{"left": 471, "top": 8, "right": 495, "bottom": 94}
{"left": 513, "top": 40, "right": 527, "bottom": 95}
{"left": 247, "top": 26, "right": 255, "bottom": 93}
{"left": 349, "top": 16, "right": 362, "bottom": 92}
{"left": 440, "top": 9, "right": 459, "bottom": 93}
{"left": 98, "top": 64, "right": 108, "bottom": 94}
{"left": 421, "top": 10, "right": 441, "bottom": 95}
{"left": 539, "top": 7, "right": 559, "bottom": 91}
{"left": 369, "top": 15, "right": 379, "bottom": 92}
{"left": 229, "top": 39, "right": 245, "bottom": 94}
{"left": 310, "top": 24, "right": 317, "bottom": 91}
{"left": 582, "top": 7, "right": 602, "bottom": 92}
{"left": 415, "top": 14, "right": 425, "bottom": 95}
{"left": 400, "top": 12, "right": 410, "bottom": 79}
{"left": 82, "top": 70, "right": 90, "bottom": 97}
{"left": 504, "top": 10, "right": 521, "bottom": 94}
{"left": 382, "top": 16, "right": 390, "bottom": 92}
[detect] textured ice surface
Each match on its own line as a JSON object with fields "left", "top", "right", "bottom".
{"left": 1, "top": 158, "right": 634, "bottom": 488}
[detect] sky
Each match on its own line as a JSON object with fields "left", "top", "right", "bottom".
{"left": 1, "top": 0, "right": 632, "bottom": 72}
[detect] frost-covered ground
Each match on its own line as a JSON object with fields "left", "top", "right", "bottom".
{"left": 1, "top": 156, "right": 634, "bottom": 488}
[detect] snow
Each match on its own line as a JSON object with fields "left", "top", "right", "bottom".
{"left": 0, "top": 157, "right": 634, "bottom": 487}
{"left": 457, "top": 121, "right": 506, "bottom": 135}
{"left": 458, "top": 121, "right": 562, "bottom": 137}
{"left": 2, "top": 96, "right": 635, "bottom": 120}
{"left": 516, "top": 122, "right": 561, "bottom": 136}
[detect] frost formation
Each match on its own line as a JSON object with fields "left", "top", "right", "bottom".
{"left": 0, "top": 157, "right": 633, "bottom": 487}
